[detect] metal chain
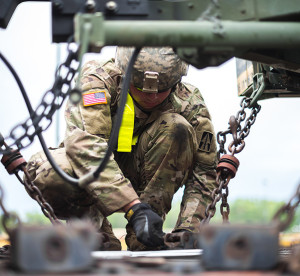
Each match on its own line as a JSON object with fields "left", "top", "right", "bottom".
{"left": 0, "top": 184, "right": 14, "bottom": 259}
{"left": 1, "top": 43, "right": 79, "bottom": 155}
{"left": 228, "top": 98, "right": 261, "bottom": 155}
{"left": 0, "top": 245, "right": 10, "bottom": 259}
{"left": 202, "top": 175, "right": 231, "bottom": 224}
{"left": 0, "top": 184, "right": 21, "bottom": 236}
{"left": 0, "top": 41, "right": 78, "bottom": 257}
{"left": 202, "top": 97, "right": 261, "bottom": 225}
{"left": 0, "top": 183, "right": 20, "bottom": 259}
{"left": 22, "top": 167, "right": 62, "bottom": 225}
{"left": 0, "top": 137, "right": 61, "bottom": 225}
{"left": 272, "top": 182, "right": 300, "bottom": 232}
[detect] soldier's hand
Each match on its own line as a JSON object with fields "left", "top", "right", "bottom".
{"left": 125, "top": 203, "right": 165, "bottom": 247}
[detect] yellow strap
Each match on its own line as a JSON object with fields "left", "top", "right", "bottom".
{"left": 132, "top": 135, "right": 138, "bottom": 145}
{"left": 117, "top": 94, "right": 136, "bottom": 152}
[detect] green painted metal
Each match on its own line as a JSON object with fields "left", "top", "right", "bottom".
{"left": 147, "top": 0, "right": 300, "bottom": 22}
{"left": 218, "top": 0, "right": 300, "bottom": 21}
{"left": 72, "top": 3, "right": 300, "bottom": 102}
{"left": 104, "top": 20, "right": 300, "bottom": 47}
{"left": 75, "top": 13, "right": 105, "bottom": 51}
{"left": 75, "top": 13, "right": 300, "bottom": 49}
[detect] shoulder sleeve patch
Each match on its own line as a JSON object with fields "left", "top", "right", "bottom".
{"left": 199, "top": 131, "right": 213, "bottom": 152}
{"left": 82, "top": 90, "right": 107, "bottom": 106}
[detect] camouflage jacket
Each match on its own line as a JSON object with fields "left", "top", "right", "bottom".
{"left": 64, "top": 59, "right": 217, "bottom": 231}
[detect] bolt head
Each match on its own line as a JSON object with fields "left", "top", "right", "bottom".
{"left": 52, "top": 0, "right": 63, "bottom": 11}
{"left": 106, "top": 1, "right": 118, "bottom": 12}
{"left": 86, "top": 0, "right": 96, "bottom": 10}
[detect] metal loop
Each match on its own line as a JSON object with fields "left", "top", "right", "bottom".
{"left": 236, "top": 110, "right": 246, "bottom": 123}
{"left": 205, "top": 204, "right": 216, "bottom": 218}
{"left": 220, "top": 202, "right": 230, "bottom": 215}
{"left": 2, "top": 212, "right": 21, "bottom": 234}
{"left": 217, "top": 131, "right": 227, "bottom": 144}
{"left": 228, "top": 140, "right": 245, "bottom": 154}
{"left": 241, "top": 126, "right": 251, "bottom": 139}
{"left": 223, "top": 186, "right": 229, "bottom": 197}
{"left": 272, "top": 181, "right": 300, "bottom": 231}
{"left": 0, "top": 185, "right": 4, "bottom": 200}
{"left": 241, "top": 97, "right": 251, "bottom": 108}
{"left": 255, "top": 104, "right": 262, "bottom": 113}
{"left": 272, "top": 204, "right": 295, "bottom": 232}
{"left": 42, "top": 202, "right": 58, "bottom": 220}
{"left": 31, "top": 185, "right": 45, "bottom": 200}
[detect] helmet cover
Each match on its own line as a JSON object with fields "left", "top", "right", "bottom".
{"left": 115, "top": 47, "right": 188, "bottom": 93}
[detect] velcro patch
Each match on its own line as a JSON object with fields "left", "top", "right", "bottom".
{"left": 199, "top": 131, "right": 213, "bottom": 152}
{"left": 82, "top": 90, "right": 107, "bottom": 106}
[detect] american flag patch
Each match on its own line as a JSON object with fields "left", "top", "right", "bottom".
{"left": 82, "top": 91, "right": 107, "bottom": 106}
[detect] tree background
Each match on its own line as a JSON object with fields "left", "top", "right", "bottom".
{"left": 1, "top": 198, "right": 298, "bottom": 234}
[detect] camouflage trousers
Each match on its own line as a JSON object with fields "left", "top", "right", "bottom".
{"left": 25, "top": 112, "right": 197, "bottom": 251}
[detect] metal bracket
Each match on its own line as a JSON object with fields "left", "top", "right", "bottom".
{"left": 164, "top": 231, "right": 199, "bottom": 249}
{"left": 10, "top": 221, "right": 99, "bottom": 273}
{"left": 74, "top": 12, "right": 105, "bottom": 99}
{"left": 0, "top": 132, "right": 4, "bottom": 148}
{"left": 199, "top": 224, "right": 279, "bottom": 270}
{"left": 74, "top": 12, "right": 105, "bottom": 57}
{"left": 249, "top": 73, "right": 265, "bottom": 107}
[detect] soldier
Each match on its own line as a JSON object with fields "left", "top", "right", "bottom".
{"left": 25, "top": 47, "right": 217, "bottom": 251}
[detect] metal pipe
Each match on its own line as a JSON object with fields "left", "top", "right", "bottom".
{"left": 102, "top": 20, "right": 300, "bottom": 48}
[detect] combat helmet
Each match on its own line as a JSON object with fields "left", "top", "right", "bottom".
{"left": 115, "top": 47, "right": 188, "bottom": 93}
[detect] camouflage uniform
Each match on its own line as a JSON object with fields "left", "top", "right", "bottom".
{"left": 25, "top": 56, "right": 217, "bottom": 251}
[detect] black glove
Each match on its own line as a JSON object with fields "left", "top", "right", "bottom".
{"left": 125, "top": 203, "right": 165, "bottom": 247}
{"left": 172, "top": 228, "right": 193, "bottom": 233}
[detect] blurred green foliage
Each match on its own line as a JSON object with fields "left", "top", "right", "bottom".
{"left": 213, "top": 199, "right": 285, "bottom": 224}
{"left": 24, "top": 212, "right": 52, "bottom": 226}
{"left": 107, "top": 198, "right": 300, "bottom": 232}
{"left": 204, "top": 199, "right": 300, "bottom": 232}
{"left": 0, "top": 199, "right": 299, "bottom": 234}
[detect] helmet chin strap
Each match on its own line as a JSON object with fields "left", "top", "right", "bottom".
{"left": 129, "top": 95, "right": 153, "bottom": 113}
{"left": 142, "top": 71, "right": 159, "bottom": 93}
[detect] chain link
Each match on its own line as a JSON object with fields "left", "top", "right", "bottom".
{"left": 0, "top": 244, "right": 10, "bottom": 259}
{"left": 1, "top": 43, "right": 79, "bottom": 155}
{"left": 0, "top": 156, "right": 61, "bottom": 257}
{"left": 202, "top": 172, "right": 231, "bottom": 224}
{"left": 228, "top": 98, "right": 261, "bottom": 155}
{"left": 202, "top": 97, "right": 261, "bottom": 225}
{"left": 0, "top": 184, "right": 21, "bottom": 235}
{"left": 0, "top": 177, "right": 61, "bottom": 258}
{"left": 0, "top": 136, "right": 61, "bottom": 225}
{"left": 0, "top": 184, "right": 18, "bottom": 259}
{"left": 216, "top": 129, "right": 230, "bottom": 159}
{"left": 272, "top": 182, "right": 300, "bottom": 232}
{"left": 23, "top": 168, "right": 61, "bottom": 225}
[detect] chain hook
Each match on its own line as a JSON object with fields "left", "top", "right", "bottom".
{"left": 228, "top": 115, "right": 239, "bottom": 147}
{"left": 249, "top": 73, "right": 265, "bottom": 108}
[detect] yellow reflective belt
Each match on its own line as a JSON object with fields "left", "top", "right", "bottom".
{"left": 117, "top": 94, "right": 137, "bottom": 152}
